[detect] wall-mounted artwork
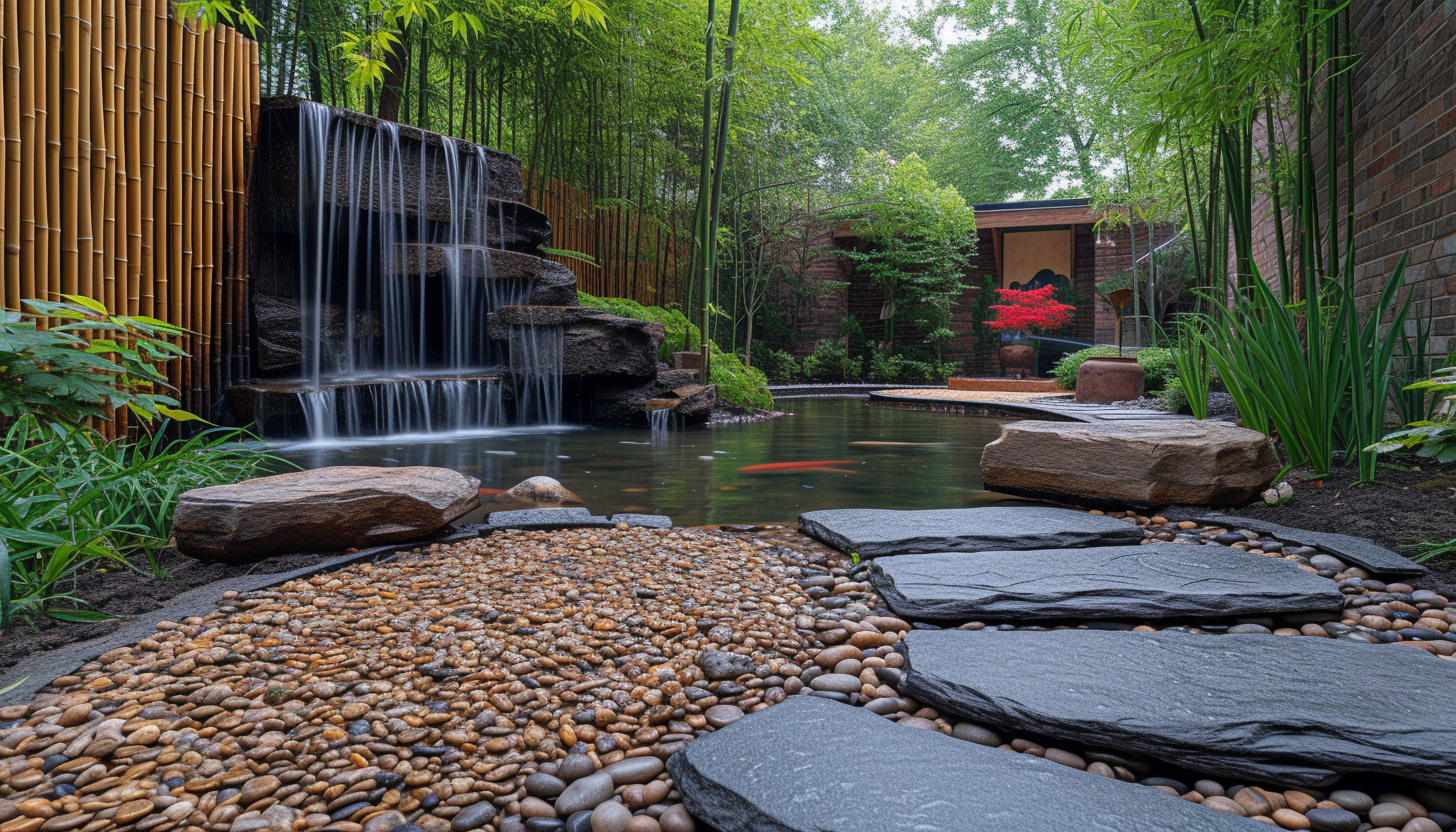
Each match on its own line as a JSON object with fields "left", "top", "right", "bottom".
{"left": 1002, "top": 228, "right": 1073, "bottom": 291}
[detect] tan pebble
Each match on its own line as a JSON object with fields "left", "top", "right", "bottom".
{"left": 623, "top": 817, "right": 660, "bottom": 832}
{"left": 1271, "top": 808, "right": 1310, "bottom": 829}
{"left": 657, "top": 804, "right": 694, "bottom": 832}
{"left": 518, "top": 798, "right": 555, "bottom": 819}
{"left": 1203, "top": 797, "right": 1249, "bottom": 816}
{"left": 1282, "top": 792, "right": 1317, "bottom": 813}
{"left": 16, "top": 803, "right": 55, "bottom": 821}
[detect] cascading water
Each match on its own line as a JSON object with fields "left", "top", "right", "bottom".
{"left": 648, "top": 408, "right": 671, "bottom": 440}
{"left": 507, "top": 324, "right": 564, "bottom": 425}
{"left": 275, "top": 102, "right": 540, "bottom": 441}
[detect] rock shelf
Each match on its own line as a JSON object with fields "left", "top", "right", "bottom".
{"left": 797, "top": 507, "right": 1143, "bottom": 558}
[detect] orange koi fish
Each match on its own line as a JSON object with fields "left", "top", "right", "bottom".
{"left": 737, "top": 460, "right": 857, "bottom": 473}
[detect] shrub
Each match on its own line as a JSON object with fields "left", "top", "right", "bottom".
{"left": 709, "top": 343, "right": 774, "bottom": 411}
{"left": 1052, "top": 346, "right": 1117, "bottom": 390}
{"left": 803, "top": 341, "right": 863, "bottom": 383}
{"left": 1158, "top": 377, "right": 1189, "bottom": 413}
{"left": 1135, "top": 347, "right": 1178, "bottom": 393}
{"left": 749, "top": 344, "right": 801, "bottom": 383}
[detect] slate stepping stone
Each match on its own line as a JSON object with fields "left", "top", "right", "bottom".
{"left": 487, "top": 507, "right": 615, "bottom": 530}
{"left": 610, "top": 513, "right": 672, "bottom": 529}
{"left": 1172, "top": 513, "right": 1426, "bottom": 578}
{"left": 666, "top": 696, "right": 1257, "bottom": 832}
{"left": 900, "top": 629, "right": 1456, "bottom": 789}
{"left": 797, "top": 507, "right": 1142, "bottom": 558}
{"left": 869, "top": 544, "right": 1346, "bottom": 621}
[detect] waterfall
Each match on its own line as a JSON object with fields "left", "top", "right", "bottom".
{"left": 268, "top": 101, "right": 549, "bottom": 440}
{"left": 508, "top": 325, "right": 563, "bottom": 425}
{"left": 648, "top": 408, "right": 671, "bottom": 440}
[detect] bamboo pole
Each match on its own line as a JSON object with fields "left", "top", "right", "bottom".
{"left": 165, "top": 14, "right": 182, "bottom": 392}
{"left": 186, "top": 25, "right": 203, "bottom": 413}
{"left": 60, "top": 0, "right": 79, "bottom": 296}
{"left": 16, "top": 0, "right": 33, "bottom": 303}
{"left": 98, "top": 0, "right": 118, "bottom": 314}
{"left": 45, "top": 0, "right": 59, "bottom": 299}
{"left": 0, "top": 0, "right": 11, "bottom": 310}
{"left": 123, "top": 0, "right": 141, "bottom": 314}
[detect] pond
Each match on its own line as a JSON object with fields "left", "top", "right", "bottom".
{"left": 273, "top": 397, "right": 1019, "bottom": 526}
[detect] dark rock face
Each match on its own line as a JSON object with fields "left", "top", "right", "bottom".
{"left": 1169, "top": 512, "right": 1427, "bottom": 578}
{"left": 900, "top": 629, "right": 1456, "bottom": 789}
{"left": 797, "top": 507, "right": 1143, "bottom": 558}
{"left": 490, "top": 307, "right": 665, "bottom": 378}
{"left": 527, "top": 260, "right": 579, "bottom": 307}
{"left": 587, "top": 370, "right": 716, "bottom": 426}
{"left": 981, "top": 420, "right": 1281, "bottom": 506}
{"left": 869, "top": 544, "right": 1346, "bottom": 621}
{"left": 666, "top": 696, "right": 1259, "bottom": 832}
{"left": 252, "top": 294, "right": 381, "bottom": 373}
{"left": 174, "top": 467, "right": 479, "bottom": 561}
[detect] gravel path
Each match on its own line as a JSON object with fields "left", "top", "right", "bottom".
{"left": 1, "top": 516, "right": 1453, "bottom": 832}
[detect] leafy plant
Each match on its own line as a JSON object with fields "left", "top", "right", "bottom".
{"left": 1132, "top": 347, "right": 1178, "bottom": 394}
{"left": 749, "top": 345, "right": 800, "bottom": 383}
{"left": 1, "top": 297, "right": 200, "bottom": 427}
{"left": 802, "top": 342, "right": 862, "bottom": 383}
{"left": 706, "top": 343, "right": 773, "bottom": 411}
{"left": 1401, "top": 536, "right": 1456, "bottom": 565}
{"left": 985, "top": 285, "right": 1076, "bottom": 339}
{"left": 578, "top": 292, "right": 701, "bottom": 359}
{"left": 1169, "top": 317, "right": 1213, "bottom": 420}
{"left": 0, "top": 417, "right": 277, "bottom": 625}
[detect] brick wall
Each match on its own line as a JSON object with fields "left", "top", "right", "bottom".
{"left": 1348, "top": 0, "right": 1456, "bottom": 353}
{"left": 1091, "top": 221, "right": 1183, "bottom": 345}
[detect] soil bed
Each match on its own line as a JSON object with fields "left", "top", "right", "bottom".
{"left": 0, "top": 549, "right": 344, "bottom": 671}
{"left": 1217, "top": 459, "right": 1456, "bottom": 595}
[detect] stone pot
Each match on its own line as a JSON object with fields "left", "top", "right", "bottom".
{"left": 1076, "top": 355, "right": 1144, "bottom": 404}
{"left": 999, "top": 344, "right": 1036, "bottom": 378}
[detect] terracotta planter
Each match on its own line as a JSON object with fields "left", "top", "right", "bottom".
{"left": 999, "top": 344, "right": 1036, "bottom": 378}
{"left": 1076, "top": 356, "right": 1145, "bottom": 404}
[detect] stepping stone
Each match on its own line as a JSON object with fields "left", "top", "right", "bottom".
{"left": 900, "top": 629, "right": 1456, "bottom": 789}
{"left": 487, "top": 507, "right": 615, "bottom": 530}
{"left": 666, "top": 696, "right": 1257, "bottom": 832}
{"left": 869, "top": 544, "right": 1345, "bottom": 621}
{"left": 610, "top": 513, "right": 672, "bottom": 529}
{"left": 797, "top": 507, "right": 1142, "bottom": 558}
{"left": 1172, "top": 512, "right": 1427, "bottom": 578}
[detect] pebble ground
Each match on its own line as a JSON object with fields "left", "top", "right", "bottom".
{"left": 2, "top": 514, "right": 1454, "bottom": 832}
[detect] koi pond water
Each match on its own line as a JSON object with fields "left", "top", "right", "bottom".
{"left": 273, "top": 397, "right": 1020, "bottom": 526}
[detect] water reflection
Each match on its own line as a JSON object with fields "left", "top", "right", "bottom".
{"left": 273, "top": 398, "right": 1017, "bottom": 526}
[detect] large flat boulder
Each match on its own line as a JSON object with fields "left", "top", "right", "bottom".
{"left": 980, "top": 420, "right": 1280, "bottom": 507}
{"left": 489, "top": 306, "right": 665, "bottom": 378}
{"left": 174, "top": 466, "right": 479, "bottom": 561}
{"left": 869, "top": 544, "right": 1345, "bottom": 621}
{"left": 797, "top": 507, "right": 1142, "bottom": 558}
{"left": 900, "top": 629, "right": 1456, "bottom": 789}
{"left": 666, "top": 696, "right": 1258, "bottom": 832}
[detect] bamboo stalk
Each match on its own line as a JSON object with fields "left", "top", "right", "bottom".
{"left": 2, "top": 0, "right": 18, "bottom": 308}
{"left": 98, "top": 0, "right": 118, "bottom": 314}
{"left": 60, "top": 0, "right": 79, "bottom": 296}
{"left": 137, "top": 0, "right": 154, "bottom": 316}
{"left": 123, "top": 0, "right": 141, "bottom": 314}
{"left": 166, "top": 14, "right": 182, "bottom": 384}
{"left": 45, "top": 0, "right": 60, "bottom": 298}
{"left": 17, "top": 0, "right": 34, "bottom": 303}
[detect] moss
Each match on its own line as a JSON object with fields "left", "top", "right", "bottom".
{"left": 577, "top": 292, "right": 773, "bottom": 411}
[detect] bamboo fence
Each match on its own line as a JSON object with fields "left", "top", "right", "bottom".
{"left": 525, "top": 171, "right": 682, "bottom": 307}
{"left": 0, "top": 0, "right": 258, "bottom": 434}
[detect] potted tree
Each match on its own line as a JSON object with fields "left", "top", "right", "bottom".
{"left": 985, "top": 285, "right": 1075, "bottom": 378}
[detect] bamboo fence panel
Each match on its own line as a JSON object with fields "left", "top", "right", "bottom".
{"left": 523, "top": 170, "right": 682, "bottom": 307}
{"left": 0, "top": 0, "right": 258, "bottom": 435}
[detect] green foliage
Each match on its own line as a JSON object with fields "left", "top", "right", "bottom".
{"left": 1, "top": 297, "right": 199, "bottom": 427}
{"left": 0, "top": 417, "right": 277, "bottom": 627}
{"left": 1402, "top": 536, "right": 1456, "bottom": 565}
{"left": 1158, "top": 377, "right": 1188, "bottom": 414}
{"left": 708, "top": 344, "right": 773, "bottom": 411}
{"left": 1169, "top": 317, "right": 1213, "bottom": 420}
{"left": 749, "top": 344, "right": 801, "bottom": 383}
{"left": 1051, "top": 346, "right": 1117, "bottom": 390}
{"left": 1369, "top": 365, "right": 1456, "bottom": 464}
{"left": 1134, "top": 348, "right": 1178, "bottom": 394}
{"left": 578, "top": 292, "right": 701, "bottom": 360}
{"left": 802, "top": 341, "right": 862, "bottom": 383}
{"left": 1204, "top": 257, "right": 1414, "bottom": 480}
{"left": 836, "top": 152, "right": 976, "bottom": 356}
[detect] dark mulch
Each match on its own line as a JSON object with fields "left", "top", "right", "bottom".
{"left": 1220, "top": 459, "right": 1456, "bottom": 596}
{"left": 0, "top": 549, "right": 341, "bottom": 671}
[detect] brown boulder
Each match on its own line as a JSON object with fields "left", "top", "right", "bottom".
{"left": 486, "top": 475, "right": 585, "bottom": 510}
{"left": 980, "top": 420, "right": 1279, "bottom": 507}
{"left": 174, "top": 466, "right": 480, "bottom": 561}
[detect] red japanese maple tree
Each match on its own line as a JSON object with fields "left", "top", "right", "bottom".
{"left": 985, "top": 285, "right": 1075, "bottom": 337}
